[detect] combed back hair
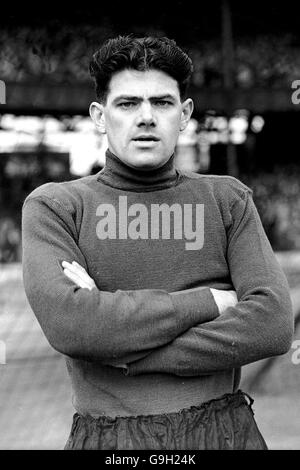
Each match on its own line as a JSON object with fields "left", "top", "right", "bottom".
{"left": 89, "top": 35, "right": 193, "bottom": 103}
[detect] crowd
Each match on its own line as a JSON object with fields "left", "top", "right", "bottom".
{"left": 0, "top": 25, "right": 299, "bottom": 88}
{"left": 241, "top": 166, "right": 300, "bottom": 251}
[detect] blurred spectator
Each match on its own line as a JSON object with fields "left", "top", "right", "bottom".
{"left": 1, "top": 26, "right": 300, "bottom": 88}
{"left": 241, "top": 165, "right": 300, "bottom": 250}
{"left": 0, "top": 218, "right": 21, "bottom": 263}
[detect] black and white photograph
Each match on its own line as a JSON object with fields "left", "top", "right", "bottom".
{"left": 0, "top": 0, "right": 299, "bottom": 451}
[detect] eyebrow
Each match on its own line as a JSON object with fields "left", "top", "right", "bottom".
{"left": 112, "top": 94, "right": 177, "bottom": 104}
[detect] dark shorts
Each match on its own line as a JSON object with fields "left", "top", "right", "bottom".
{"left": 64, "top": 390, "right": 268, "bottom": 450}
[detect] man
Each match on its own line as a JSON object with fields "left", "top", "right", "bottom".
{"left": 22, "top": 36, "right": 294, "bottom": 450}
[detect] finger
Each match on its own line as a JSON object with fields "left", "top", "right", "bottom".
{"left": 62, "top": 261, "right": 96, "bottom": 290}
{"left": 63, "top": 268, "right": 87, "bottom": 287}
{"left": 71, "top": 262, "right": 93, "bottom": 283}
{"left": 63, "top": 268, "right": 90, "bottom": 289}
{"left": 62, "top": 261, "right": 92, "bottom": 284}
{"left": 72, "top": 261, "right": 86, "bottom": 272}
{"left": 62, "top": 261, "right": 85, "bottom": 270}
{"left": 62, "top": 261, "right": 79, "bottom": 270}
{"left": 64, "top": 268, "right": 94, "bottom": 291}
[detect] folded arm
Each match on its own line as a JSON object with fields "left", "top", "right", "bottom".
{"left": 126, "top": 190, "right": 294, "bottom": 377}
{"left": 60, "top": 260, "right": 237, "bottom": 367}
{"left": 22, "top": 193, "right": 219, "bottom": 363}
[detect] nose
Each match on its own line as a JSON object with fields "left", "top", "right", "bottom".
{"left": 137, "top": 102, "right": 156, "bottom": 127}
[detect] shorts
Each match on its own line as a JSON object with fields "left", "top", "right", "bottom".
{"left": 64, "top": 390, "right": 268, "bottom": 450}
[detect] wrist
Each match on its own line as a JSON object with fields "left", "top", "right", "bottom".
{"left": 171, "top": 286, "right": 219, "bottom": 326}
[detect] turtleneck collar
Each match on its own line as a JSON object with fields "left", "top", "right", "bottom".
{"left": 97, "top": 149, "right": 180, "bottom": 192}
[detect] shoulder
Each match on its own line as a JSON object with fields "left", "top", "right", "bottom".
{"left": 180, "top": 170, "right": 253, "bottom": 203}
{"left": 180, "top": 170, "right": 252, "bottom": 194}
{"left": 23, "top": 174, "right": 97, "bottom": 211}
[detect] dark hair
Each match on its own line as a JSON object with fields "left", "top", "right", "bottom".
{"left": 89, "top": 35, "right": 193, "bottom": 103}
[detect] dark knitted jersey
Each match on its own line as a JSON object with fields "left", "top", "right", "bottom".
{"left": 22, "top": 150, "right": 293, "bottom": 417}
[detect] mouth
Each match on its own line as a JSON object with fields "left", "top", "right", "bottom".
{"left": 132, "top": 135, "right": 160, "bottom": 142}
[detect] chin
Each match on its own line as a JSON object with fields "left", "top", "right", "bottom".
{"left": 129, "top": 153, "right": 169, "bottom": 171}
{"left": 132, "top": 161, "right": 165, "bottom": 171}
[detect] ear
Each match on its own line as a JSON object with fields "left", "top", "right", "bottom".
{"left": 180, "top": 98, "right": 194, "bottom": 132}
{"left": 89, "top": 101, "right": 106, "bottom": 133}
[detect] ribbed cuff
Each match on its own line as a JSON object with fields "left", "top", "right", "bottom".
{"left": 171, "top": 287, "right": 219, "bottom": 327}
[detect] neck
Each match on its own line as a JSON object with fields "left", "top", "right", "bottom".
{"left": 97, "top": 149, "right": 180, "bottom": 191}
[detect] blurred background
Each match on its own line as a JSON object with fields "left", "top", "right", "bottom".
{"left": 0, "top": 0, "right": 300, "bottom": 449}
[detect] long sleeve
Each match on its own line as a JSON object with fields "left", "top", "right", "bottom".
{"left": 126, "top": 190, "right": 294, "bottom": 377}
{"left": 22, "top": 193, "right": 219, "bottom": 363}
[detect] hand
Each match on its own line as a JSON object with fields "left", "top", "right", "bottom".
{"left": 107, "top": 362, "right": 128, "bottom": 370}
{"left": 210, "top": 288, "right": 238, "bottom": 314}
{"left": 62, "top": 261, "right": 96, "bottom": 291}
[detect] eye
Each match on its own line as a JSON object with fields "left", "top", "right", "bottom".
{"left": 154, "top": 100, "right": 172, "bottom": 107}
{"left": 119, "top": 102, "right": 136, "bottom": 109}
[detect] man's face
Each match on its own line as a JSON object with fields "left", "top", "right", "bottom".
{"left": 90, "top": 69, "right": 193, "bottom": 170}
